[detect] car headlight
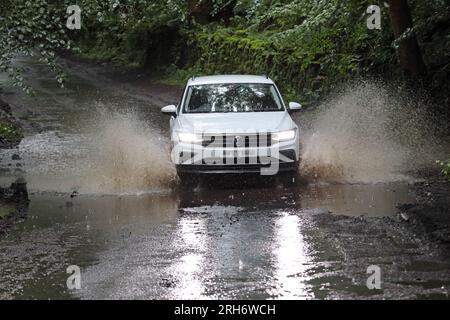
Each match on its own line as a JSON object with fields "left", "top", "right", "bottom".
{"left": 177, "top": 132, "right": 202, "bottom": 143}
{"left": 272, "top": 129, "right": 296, "bottom": 141}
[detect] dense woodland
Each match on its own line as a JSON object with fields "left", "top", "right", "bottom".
{"left": 1, "top": 0, "right": 449, "bottom": 108}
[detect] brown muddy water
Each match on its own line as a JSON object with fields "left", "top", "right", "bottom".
{"left": 0, "top": 58, "right": 448, "bottom": 299}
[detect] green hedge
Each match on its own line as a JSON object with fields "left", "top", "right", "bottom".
{"left": 179, "top": 27, "right": 362, "bottom": 105}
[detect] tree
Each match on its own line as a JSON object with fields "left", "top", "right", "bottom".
{"left": 388, "top": 0, "right": 427, "bottom": 78}
{"left": 0, "top": 0, "right": 74, "bottom": 93}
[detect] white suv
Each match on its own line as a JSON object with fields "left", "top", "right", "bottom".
{"left": 161, "top": 75, "right": 302, "bottom": 179}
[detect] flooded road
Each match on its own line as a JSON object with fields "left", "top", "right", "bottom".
{"left": 0, "top": 58, "right": 449, "bottom": 299}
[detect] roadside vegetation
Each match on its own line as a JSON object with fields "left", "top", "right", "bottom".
{"left": 0, "top": 122, "right": 20, "bottom": 142}
{"left": 73, "top": 0, "right": 450, "bottom": 109}
{"left": 437, "top": 160, "right": 450, "bottom": 181}
{"left": 1, "top": 1, "right": 449, "bottom": 105}
{"left": 0, "top": 99, "right": 23, "bottom": 148}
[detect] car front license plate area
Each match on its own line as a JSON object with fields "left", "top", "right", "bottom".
{"left": 225, "top": 149, "right": 257, "bottom": 158}
{"left": 199, "top": 148, "right": 271, "bottom": 165}
{"left": 198, "top": 133, "right": 274, "bottom": 165}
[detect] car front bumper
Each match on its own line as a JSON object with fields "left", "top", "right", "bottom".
{"left": 176, "top": 161, "right": 298, "bottom": 174}
{"left": 172, "top": 138, "right": 300, "bottom": 175}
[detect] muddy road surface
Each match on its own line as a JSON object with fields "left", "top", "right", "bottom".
{"left": 0, "top": 58, "right": 449, "bottom": 299}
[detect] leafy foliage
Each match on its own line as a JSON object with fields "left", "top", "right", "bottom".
{"left": 76, "top": 0, "right": 187, "bottom": 66}
{"left": 0, "top": 0, "right": 185, "bottom": 90}
{"left": 1, "top": 0, "right": 449, "bottom": 107}
{"left": 0, "top": 122, "right": 19, "bottom": 140}
{"left": 436, "top": 160, "right": 450, "bottom": 181}
{"left": 0, "top": 0, "right": 74, "bottom": 93}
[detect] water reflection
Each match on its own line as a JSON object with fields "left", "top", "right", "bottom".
{"left": 178, "top": 178, "right": 416, "bottom": 218}
{"left": 268, "top": 212, "right": 312, "bottom": 299}
{"left": 169, "top": 214, "right": 208, "bottom": 299}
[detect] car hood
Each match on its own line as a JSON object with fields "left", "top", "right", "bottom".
{"left": 176, "top": 112, "right": 294, "bottom": 133}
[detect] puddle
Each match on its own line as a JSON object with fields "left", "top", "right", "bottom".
{"left": 177, "top": 179, "right": 416, "bottom": 217}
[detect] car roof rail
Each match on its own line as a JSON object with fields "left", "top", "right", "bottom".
{"left": 191, "top": 75, "right": 196, "bottom": 81}
{"left": 262, "top": 74, "right": 269, "bottom": 79}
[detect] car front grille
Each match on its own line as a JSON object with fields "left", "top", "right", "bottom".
{"left": 201, "top": 133, "right": 272, "bottom": 148}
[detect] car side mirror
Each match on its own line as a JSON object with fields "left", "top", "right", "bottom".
{"left": 288, "top": 102, "right": 302, "bottom": 113}
{"left": 161, "top": 104, "right": 177, "bottom": 117}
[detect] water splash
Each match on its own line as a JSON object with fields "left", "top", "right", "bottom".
{"left": 79, "top": 111, "right": 176, "bottom": 194}
{"left": 19, "top": 109, "right": 176, "bottom": 194}
{"left": 300, "top": 80, "right": 448, "bottom": 183}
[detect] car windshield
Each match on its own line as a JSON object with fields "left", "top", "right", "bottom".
{"left": 183, "top": 83, "right": 284, "bottom": 113}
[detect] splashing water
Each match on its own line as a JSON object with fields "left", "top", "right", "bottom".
{"left": 300, "top": 80, "right": 448, "bottom": 183}
{"left": 21, "top": 110, "right": 176, "bottom": 194}
{"left": 79, "top": 111, "right": 176, "bottom": 194}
